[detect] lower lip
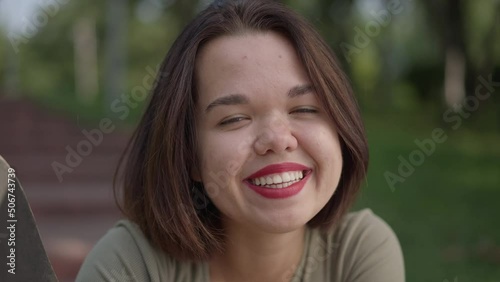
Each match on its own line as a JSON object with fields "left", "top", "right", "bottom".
{"left": 244, "top": 172, "right": 311, "bottom": 199}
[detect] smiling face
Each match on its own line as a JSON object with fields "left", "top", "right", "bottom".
{"left": 194, "top": 31, "right": 343, "bottom": 233}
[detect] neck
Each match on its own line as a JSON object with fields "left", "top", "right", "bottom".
{"left": 209, "top": 221, "right": 306, "bottom": 282}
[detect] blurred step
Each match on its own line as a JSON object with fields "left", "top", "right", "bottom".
{"left": 3, "top": 154, "right": 123, "bottom": 184}
{"left": 0, "top": 98, "right": 133, "bottom": 282}
{"left": 24, "top": 183, "right": 120, "bottom": 215}
{"left": 36, "top": 213, "right": 122, "bottom": 282}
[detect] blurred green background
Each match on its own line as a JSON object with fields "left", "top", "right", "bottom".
{"left": 1, "top": 0, "right": 499, "bottom": 281}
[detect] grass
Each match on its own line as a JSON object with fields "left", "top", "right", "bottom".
{"left": 354, "top": 112, "right": 500, "bottom": 282}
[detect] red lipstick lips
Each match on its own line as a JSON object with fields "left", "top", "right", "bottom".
{"left": 244, "top": 162, "right": 312, "bottom": 199}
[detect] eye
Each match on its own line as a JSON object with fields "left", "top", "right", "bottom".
{"left": 219, "top": 116, "right": 248, "bottom": 126}
{"left": 291, "top": 107, "right": 318, "bottom": 114}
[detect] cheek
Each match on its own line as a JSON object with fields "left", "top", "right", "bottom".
{"left": 324, "top": 133, "right": 342, "bottom": 172}
{"left": 301, "top": 122, "right": 341, "bottom": 151}
{"left": 199, "top": 132, "right": 250, "bottom": 182}
{"left": 301, "top": 124, "right": 342, "bottom": 173}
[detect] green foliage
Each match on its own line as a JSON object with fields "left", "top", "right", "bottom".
{"left": 3, "top": 0, "right": 496, "bottom": 126}
{"left": 464, "top": 0, "right": 500, "bottom": 69}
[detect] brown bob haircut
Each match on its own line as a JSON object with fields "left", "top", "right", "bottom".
{"left": 115, "top": 0, "right": 369, "bottom": 261}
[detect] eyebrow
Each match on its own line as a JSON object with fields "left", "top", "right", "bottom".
{"left": 288, "top": 84, "right": 314, "bottom": 98}
{"left": 205, "top": 84, "right": 314, "bottom": 113}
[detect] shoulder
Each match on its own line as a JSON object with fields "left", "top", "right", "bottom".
{"left": 336, "top": 208, "right": 400, "bottom": 249}
{"left": 75, "top": 219, "right": 177, "bottom": 282}
{"left": 311, "top": 209, "right": 405, "bottom": 282}
{"left": 336, "top": 209, "right": 405, "bottom": 281}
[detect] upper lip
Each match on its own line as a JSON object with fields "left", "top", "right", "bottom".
{"left": 245, "top": 162, "right": 312, "bottom": 180}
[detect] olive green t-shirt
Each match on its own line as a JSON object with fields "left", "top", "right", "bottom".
{"left": 76, "top": 209, "right": 404, "bottom": 281}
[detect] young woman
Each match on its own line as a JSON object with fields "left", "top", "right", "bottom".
{"left": 77, "top": 0, "right": 404, "bottom": 281}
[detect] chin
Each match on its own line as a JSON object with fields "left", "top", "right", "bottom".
{"left": 250, "top": 208, "right": 315, "bottom": 234}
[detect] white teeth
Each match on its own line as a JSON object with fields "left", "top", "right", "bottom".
{"left": 273, "top": 175, "right": 282, "bottom": 184}
{"left": 266, "top": 176, "right": 273, "bottom": 185}
{"left": 250, "top": 170, "right": 307, "bottom": 188}
{"left": 259, "top": 177, "right": 266, "bottom": 185}
{"left": 282, "top": 172, "right": 291, "bottom": 182}
{"left": 263, "top": 179, "right": 300, "bottom": 189}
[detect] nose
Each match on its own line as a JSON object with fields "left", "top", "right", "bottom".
{"left": 253, "top": 115, "right": 298, "bottom": 155}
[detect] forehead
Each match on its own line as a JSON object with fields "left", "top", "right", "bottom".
{"left": 194, "top": 31, "right": 310, "bottom": 99}
{"left": 197, "top": 31, "right": 308, "bottom": 78}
